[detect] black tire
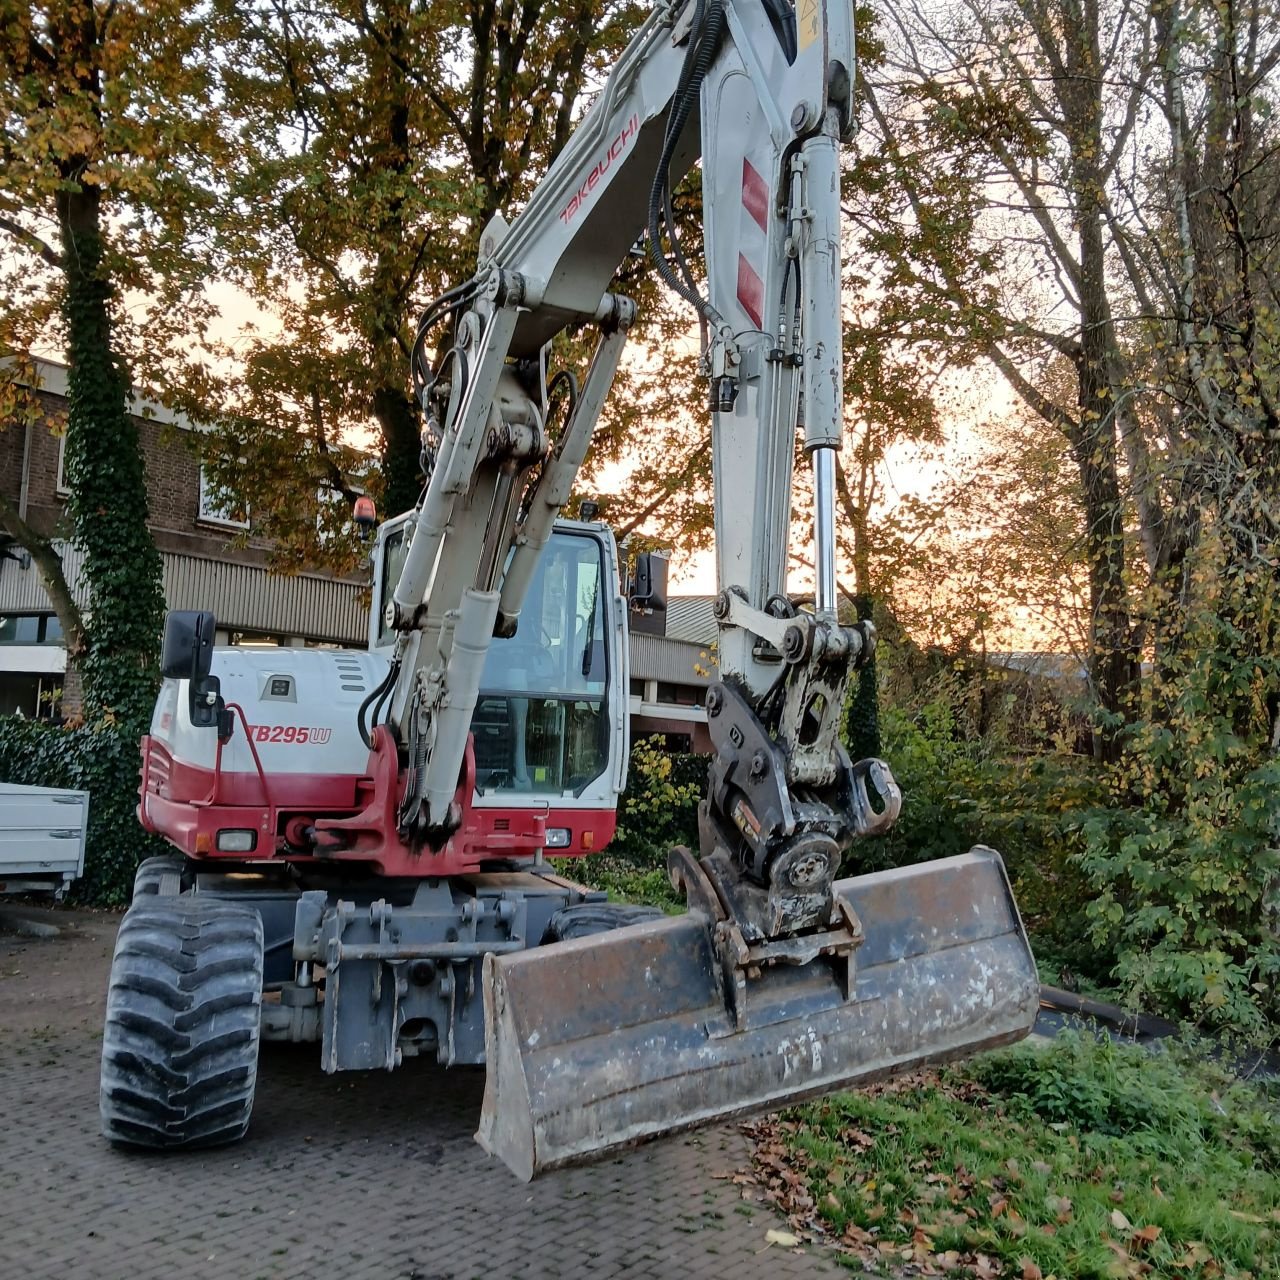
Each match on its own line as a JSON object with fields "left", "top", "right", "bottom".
{"left": 100, "top": 896, "right": 264, "bottom": 1149}
{"left": 131, "top": 855, "right": 188, "bottom": 899}
{"left": 543, "top": 902, "right": 666, "bottom": 943}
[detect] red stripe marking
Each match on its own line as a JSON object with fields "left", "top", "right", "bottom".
{"left": 741, "top": 158, "right": 769, "bottom": 234}
{"left": 736, "top": 253, "right": 764, "bottom": 329}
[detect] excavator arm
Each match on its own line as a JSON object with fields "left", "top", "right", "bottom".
{"left": 385, "top": 0, "right": 879, "bottom": 917}
{"left": 373, "top": 0, "right": 1039, "bottom": 1178}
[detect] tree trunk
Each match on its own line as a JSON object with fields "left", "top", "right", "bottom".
{"left": 374, "top": 383, "right": 423, "bottom": 517}
{"left": 368, "top": 3, "right": 424, "bottom": 516}
{"left": 1060, "top": 2, "right": 1139, "bottom": 760}
{"left": 0, "top": 491, "right": 86, "bottom": 660}
{"left": 56, "top": 177, "right": 165, "bottom": 728}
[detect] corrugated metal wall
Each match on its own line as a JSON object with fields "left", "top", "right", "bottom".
{"left": 629, "top": 633, "right": 711, "bottom": 686}
{"left": 0, "top": 543, "right": 368, "bottom": 645}
{"left": 664, "top": 596, "right": 718, "bottom": 645}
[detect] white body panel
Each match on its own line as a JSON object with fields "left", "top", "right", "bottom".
{"left": 154, "top": 520, "right": 629, "bottom": 815}
{"left": 152, "top": 648, "right": 388, "bottom": 777}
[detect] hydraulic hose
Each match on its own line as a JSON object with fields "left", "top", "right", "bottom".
{"left": 646, "top": 0, "right": 727, "bottom": 326}
{"left": 357, "top": 658, "right": 400, "bottom": 749}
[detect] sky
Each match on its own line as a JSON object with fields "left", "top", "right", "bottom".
{"left": 122, "top": 271, "right": 1054, "bottom": 648}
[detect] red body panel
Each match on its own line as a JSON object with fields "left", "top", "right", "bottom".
{"left": 138, "top": 728, "right": 616, "bottom": 876}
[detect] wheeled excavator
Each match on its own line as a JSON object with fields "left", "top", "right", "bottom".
{"left": 99, "top": 0, "right": 1039, "bottom": 1180}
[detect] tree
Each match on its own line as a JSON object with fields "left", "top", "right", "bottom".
{"left": 862, "top": 0, "right": 1280, "bottom": 1025}
{"left": 860, "top": 0, "right": 1159, "bottom": 758}
{"left": 0, "top": 1, "right": 221, "bottom": 724}
{"left": 187, "top": 0, "right": 710, "bottom": 570}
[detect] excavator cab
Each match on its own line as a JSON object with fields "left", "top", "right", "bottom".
{"left": 370, "top": 512, "right": 628, "bottom": 844}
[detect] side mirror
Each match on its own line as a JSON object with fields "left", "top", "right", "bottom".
{"left": 630, "top": 552, "right": 668, "bottom": 612}
{"left": 161, "top": 611, "right": 228, "bottom": 735}
{"left": 161, "top": 610, "right": 216, "bottom": 681}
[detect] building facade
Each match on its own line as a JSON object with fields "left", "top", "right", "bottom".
{"left": 627, "top": 595, "right": 715, "bottom": 752}
{"left": 0, "top": 360, "right": 365, "bottom": 718}
{"left": 2, "top": 359, "right": 715, "bottom": 753}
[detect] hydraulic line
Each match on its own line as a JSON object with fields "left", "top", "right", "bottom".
{"left": 646, "top": 0, "right": 727, "bottom": 328}
{"left": 357, "top": 658, "right": 401, "bottom": 749}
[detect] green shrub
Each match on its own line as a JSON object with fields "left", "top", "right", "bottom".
{"left": 0, "top": 715, "right": 165, "bottom": 905}
{"left": 555, "top": 737, "right": 707, "bottom": 911}
{"left": 1076, "top": 600, "right": 1280, "bottom": 1035}
{"left": 611, "top": 736, "right": 705, "bottom": 858}
{"left": 854, "top": 689, "right": 1106, "bottom": 980}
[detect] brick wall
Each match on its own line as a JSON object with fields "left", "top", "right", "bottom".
{"left": 6, "top": 389, "right": 275, "bottom": 568}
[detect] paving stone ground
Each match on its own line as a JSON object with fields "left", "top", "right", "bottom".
{"left": 0, "top": 907, "right": 845, "bottom": 1280}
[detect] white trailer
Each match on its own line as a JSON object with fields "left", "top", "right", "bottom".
{"left": 0, "top": 781, "right": 88, "bottom": 897}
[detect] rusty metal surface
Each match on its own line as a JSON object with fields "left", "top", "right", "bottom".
{"left": 476, "top": 847, "right": 1039, "bottom": 1180}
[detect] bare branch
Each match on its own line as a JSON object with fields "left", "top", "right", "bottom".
{"left": 0, "top": 215, "right": 60, "bottom": 268}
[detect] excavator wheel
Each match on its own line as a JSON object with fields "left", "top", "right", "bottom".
{"left": 131, "top": 855, "right": 189, "bottom": 899}
{"left": 100, "top": 895, "right": 264, "bottom": 1149}
{"left": 543, "top": 902, "right": 666, "bottom": 943}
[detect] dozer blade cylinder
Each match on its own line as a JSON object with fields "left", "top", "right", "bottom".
{"left": 476, "top": 848, "right": 1038, "bottom": 1181}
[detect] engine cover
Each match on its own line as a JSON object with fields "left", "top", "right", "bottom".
{"left": 150, "top": 646, "right": 389, "bottom": 780}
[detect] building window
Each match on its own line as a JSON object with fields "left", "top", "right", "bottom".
{"left": 0, "top": 672, "right": 64, "bottom": 721}
{"left": 656, "top": 681, "right": 702, "bottom": 707}
{"left": 629, "top": 678, "right": 646, "bottom": 699}
{"left": 0, "top": 614, "right": 61, "bottom": 645}
{"left": 56, "top": 433, "right": 70, "bottom": 496}
{"left": 198, "top": 465, "right": 250, "bottom": 529}
{"left": 228, "top": 630, "right": 282, "bottom": 647}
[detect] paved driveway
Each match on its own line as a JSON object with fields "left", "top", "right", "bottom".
{"left": 0, "top": 908, "right": 841, "bottom": 1280}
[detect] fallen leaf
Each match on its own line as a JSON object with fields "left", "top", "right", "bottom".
{"left": 765, "top": 1229, "right": 800, "bottom": 1248}
{"left": 1111, "top": 1209, "right": 1132, "bottom": 1232}
{"left": 1228, "top": 1209, "right": 1264, "bottom": 1224}
{"left": 1046, "top": 1194, "right": 1073, "bottom": 1223}
{"left": 1174, "top": 1242, "right": 1211, "bottom": 1271}
{"left": 1021, "top": 1258, "right": 1043, "bottom": 1280}
{"left": 1132, "top": 1225, "right": 1162, "bottom": 1246}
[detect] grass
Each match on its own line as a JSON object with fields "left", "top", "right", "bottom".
{"left": 775, "top": 1033, "right": 1280, "bottom": 1279}
{"left": 550, "top": 847, "right": 685, "bottom": 912}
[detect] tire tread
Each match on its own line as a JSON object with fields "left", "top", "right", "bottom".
{"left": 101, "top": 895, "right": 263, "bottom": 1150}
